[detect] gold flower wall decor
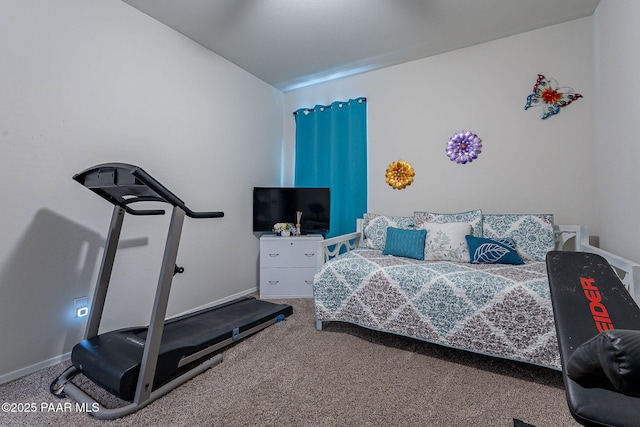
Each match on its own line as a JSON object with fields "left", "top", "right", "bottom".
{"left": 385, "top": 160, "right": 415, "bottom": 190}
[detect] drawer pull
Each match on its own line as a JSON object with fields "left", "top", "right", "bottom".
{"left": 268, "top": 253, "right": 280, "bottom": 258}
{"left": 304, "top": 253, "right": 315, "bottom": 257}
{"left": 269, "top": 280, "right": 279, "bottom": 285}
{"left": 305, "top": 280, "right": 313, "bottom": 285}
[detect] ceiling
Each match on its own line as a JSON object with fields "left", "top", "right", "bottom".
{"left": 122, "top": 0, "right": 600, "bottom": 92}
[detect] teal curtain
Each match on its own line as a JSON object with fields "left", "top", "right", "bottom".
{"left": 294, "top": 97, "right": 367, "bottom": 238}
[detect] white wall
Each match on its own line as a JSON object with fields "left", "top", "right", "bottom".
{"left": 593, "top": 0, "right": 640, "bottom": 263}
{"left": 284, "top": 18, "right": 596, "bottom": 233}
{"left": 0, "top": 0, "right": 283, "bottom": 381}
{"left": 3, "top": 0, "right": 637, "bottom": 385}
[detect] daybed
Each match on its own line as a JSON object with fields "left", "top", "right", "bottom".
{"left": 313, "top": 211, "right": 640, "bottom": 370}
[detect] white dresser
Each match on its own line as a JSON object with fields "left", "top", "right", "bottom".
{"left": 259, "top": 234, "right": 323, "bottom": 298}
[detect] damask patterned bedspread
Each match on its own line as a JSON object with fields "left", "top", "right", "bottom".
{"left": 313, "top": 248, "right": 561, "bottom": 369}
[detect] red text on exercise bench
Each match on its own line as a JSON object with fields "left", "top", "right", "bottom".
{"left": 580, "top": 277, "right": 615, "bottom": 333}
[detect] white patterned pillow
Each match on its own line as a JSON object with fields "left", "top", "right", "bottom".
{"left": 361, "top": 213, "right": 414, "bottom": 250}
{"left": 414, "top": 209, "right": 482, "bottom": 237}
{"left": 482, "top": 214, "right": 554, "bottom": 262}
{"left": 418, "top": 222, "right": 472, "bottom": 262}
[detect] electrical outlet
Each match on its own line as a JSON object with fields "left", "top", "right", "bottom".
{"left": 74, "top": 297, "right": 89, "bottom": 318}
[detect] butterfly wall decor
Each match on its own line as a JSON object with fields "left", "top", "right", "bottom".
{"left": 524, "top": 74, "right": 582, "bottom": 120}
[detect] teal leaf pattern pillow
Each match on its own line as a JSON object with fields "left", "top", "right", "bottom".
{"left": 414, "top": 209, "right": 483, "bottom": 237}
{"left": 361, "top": 213, "right": 414, "bottom": 250}
{"left": 482, "top": 214, "right": 554, "bottom": 262}
{"left": 466, "top": 235, "right": 524, "bottom": 265}
{"left": 382, "top": 227, "right": 426, "bottom": 260}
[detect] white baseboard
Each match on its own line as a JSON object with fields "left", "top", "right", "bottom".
{"left": 0, "top": 287, "right": 258, "bottom": 385}
{"left": 169, "top": 287, "right": 258, "bottom": 318}
{"left": 0, "top": 353, "right": 70, "bottom": 385}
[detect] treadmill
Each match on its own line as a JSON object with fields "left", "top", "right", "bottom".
{"left": 51, "top": 163, "right": 292, "bottom": 419}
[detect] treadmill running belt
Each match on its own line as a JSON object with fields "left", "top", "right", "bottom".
{"left": 72, "top": 296, "right": 292, "bottom": 401}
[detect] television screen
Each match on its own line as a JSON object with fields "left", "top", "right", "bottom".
{"left": 253, "top": 187, "right": 330, "bottom": 235}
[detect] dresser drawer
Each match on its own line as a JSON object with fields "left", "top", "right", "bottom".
{"left": 260, "top": 239, "right": 320, "bottom": 268}
{"left": 259, "top": 267, "right": 315, "bottom": 298}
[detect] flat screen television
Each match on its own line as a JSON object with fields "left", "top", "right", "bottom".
{"left": 253, "top": 187, "right": 330, "bottom": 235}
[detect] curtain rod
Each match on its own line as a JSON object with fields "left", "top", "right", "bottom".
{"left": 293, "top": 97, "right": 366, "bottom": 116}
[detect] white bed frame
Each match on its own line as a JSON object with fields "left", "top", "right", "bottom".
{"left": 318, "top": 220, "right": 640, "bottom": 304}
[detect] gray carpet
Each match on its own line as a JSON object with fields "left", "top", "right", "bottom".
{"left": 0, "top": 298, "right": 579, "bottom": 426}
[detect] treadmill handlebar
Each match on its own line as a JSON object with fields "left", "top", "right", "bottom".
{"left": 183, "top": 209, "right": 225, "bottom": 219}
{"left": 73, "top": 163, "right": 225, "bottom": 219}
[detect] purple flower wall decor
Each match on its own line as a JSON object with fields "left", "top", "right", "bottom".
{"left": 446, "top": 131, "right": 482, "bottom": 164}
{"left": 524, "top": 74, "right": 582, "bottom": 120}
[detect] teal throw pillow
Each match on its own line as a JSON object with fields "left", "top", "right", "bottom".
{"left": 382, "top": 227, "right": 426, "bottom": 260}
{"left": 465, "top": 235, "right": 524, "bottom": 265}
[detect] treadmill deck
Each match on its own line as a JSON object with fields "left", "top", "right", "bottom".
{"left": 72, "top": 296, "right": 292, "bottom": 401}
